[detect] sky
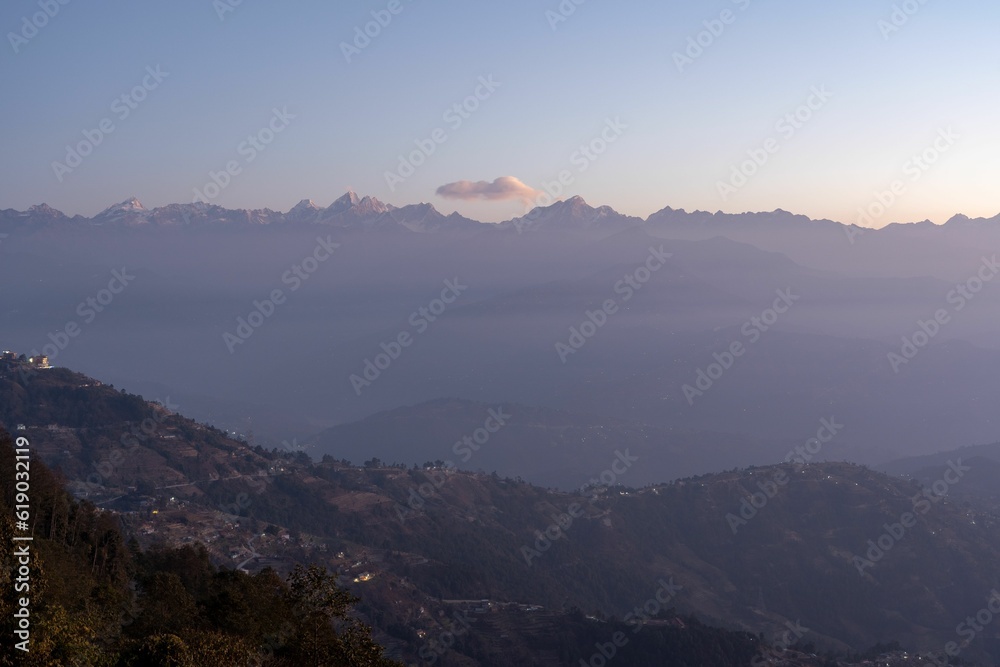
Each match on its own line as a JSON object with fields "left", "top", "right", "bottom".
{"left": 0, "top": 0, "right": 997, "bottom": 226}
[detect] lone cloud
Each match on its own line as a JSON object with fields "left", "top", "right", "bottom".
{"left": 436, "top": 176, "right": 541, "bottom": 205}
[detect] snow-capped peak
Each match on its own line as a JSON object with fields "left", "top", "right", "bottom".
{"left": 98, "top": 197, "right": 146, "bottom": 217}
{"left": 118, "top": 197, "right": 145, "bottom": 210}
{"left": 326, "top": 191, "right": 362, "bottom": 214}
{"left": 26, "top": 203, "right": 66, "bottom": 217}
{"left": 289, "top": 199, "right": 320, "bottom": 213}
{"left": 324, "top": 191, "right": 392, "bottom": 218}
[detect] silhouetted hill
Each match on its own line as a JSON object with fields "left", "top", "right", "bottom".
{"left": 883, "top": 443, "right": 1000, "bottom": 510}
{"left": 7, "top": 362, "right": 1000, "bottom": 664}
{"left": 0, "top": 360, "right": 277, "bottom": 500}
{"left": 306, "top": 397, "right": 769, "bottom": 488}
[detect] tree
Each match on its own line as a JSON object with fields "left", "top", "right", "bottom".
{"left": 119, "top": 634, "right": 192, "bottom": 666}
{"left": 285, "top": 564, "right": 402, "bottom": 666}
{"left": 131, "top": 572, "right": 200, "bottom": 636}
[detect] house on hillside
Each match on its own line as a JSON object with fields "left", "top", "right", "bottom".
{"left": 28, "top": 355, "right": 51, "bottom": 369}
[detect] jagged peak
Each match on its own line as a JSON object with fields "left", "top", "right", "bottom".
{"left": 26, "top": 203, "right": 66, "bottom": 217}
{"left": 355, "top": 195, "right": 392, "bottom": 213}
{"left": 648, "top": 205, "right": 681, "bottom": 216}
{"left": 553, "top": 195, "right": 593, "bottom": 212}
{"left": 521, "top": 196, "right": 587, "bottom": 218}
{"left": 395, "top": 202, "right": 441, "bottom": 215}
{"left": 118, "top": 196, "right": 145, "bottom": 210}
{"left": 289, "top": 199, "right": 320, "bottom": 212}
{"left": 326, "top": 191, "right": 361, "bottom": 212}
{"left": 97, "top": 197, "right": 146, "bottom": 217}
{"left": 946, "top": 212, "right": 1000, "bottom": 226}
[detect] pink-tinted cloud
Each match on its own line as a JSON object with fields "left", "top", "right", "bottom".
{"left": 436, "top": 176, "right": 541, "bottom": 205}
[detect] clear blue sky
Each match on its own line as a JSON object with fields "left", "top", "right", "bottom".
{"left": 0, "top": 0, "right": 996, "bottom": 225}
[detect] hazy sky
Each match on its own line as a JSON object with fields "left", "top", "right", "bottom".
{"left": 0, "top": 0, "right": 996, "bottom": 226}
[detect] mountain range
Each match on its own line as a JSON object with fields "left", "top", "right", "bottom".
{"left": 4, "top": 194, "right": 1000, "bottom": 475}
{"left": 3, "top": 192, "right": 998, "bottom": 237}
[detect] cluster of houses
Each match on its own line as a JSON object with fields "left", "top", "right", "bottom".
{"left": 0, "top": 350, "right": 51, "bottom": 369}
